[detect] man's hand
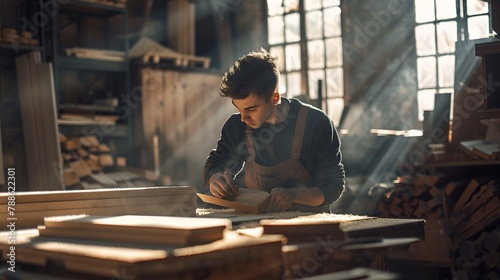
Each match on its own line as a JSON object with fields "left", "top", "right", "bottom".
{"left": 266, "top": 187, "right": 295, "bottom": 212}
{"left": 266, "top": 187, "right": 325, "bottom": 212}
{"left": 209, "top": 171, "right": 239, "bottom": 198}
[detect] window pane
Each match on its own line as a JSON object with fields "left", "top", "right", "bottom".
{"left": 285, "top": 43, "right": 301, "bottom": 71}
{"left": 270, "top": 46, "right": 285, "bottom": 71}
{"left": 326, "top": 98, "right": 344, "bottom": 127}
{"left": 267, "top": 0, "right": 284, "bottom": 16}
{"left": 279, "top": 73, "right": 287, "bottom": 95}
{"left": 287, "top": 72, "right": 302, "bottom": 96}
{"left": 437, "top": 21, "right": 457, "bottom": 54}
{"left": 308, "top": 69, "right": 324, "bottom": 99}
{"left": 285, "top": 13, "right": 301, "bottom": 42}
{"left": 323, "top": 0, "right": 340, "bottom": 8}
{"left": 417, "top": 89, "right": 437, "bottom": 121}
{"left": 268, "top": 16, "right": 284, "bottom": 45}
{"left": 468, "top": 15, "right": 490, "bottom": 40}
{"left": 415, "top": 0, "right": 435, "bottom": 23}
{"left": 324, "top": 7, "right": 342, "bottom": 37}
{"left": 415, "top": 24, "right": 436, "bottom": 56}
{"left": 308, "top": 40, "right": 325, "bottom": 69}
{"left": 305, "top": 0, "right": 322, "bottom": 11}
{"left": 467, "top": 0, "right": 489, "bottom": 16}
{"left": 284, "top": 0, "right": 299, "bottom": 13}
{"left": 417, "top": 57, "right": 437, "bottom": 88}
{"left": 326, "top": 67, "right": 344, "bottom": 98}
{"left": 438, "top": 55, "right": 455, "bottom": 88}
{"left": 306, "top": 10, "right": 323, "bottom": 39}
{"left": 436, "top": 0, "right": 456, "bottom": 20}
{"left": 326, "top": 37, "right": 343, "bottom": 67}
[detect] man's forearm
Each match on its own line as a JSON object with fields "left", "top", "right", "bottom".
{"left": 288, "top": 187, "right": 325, "bottom": 206}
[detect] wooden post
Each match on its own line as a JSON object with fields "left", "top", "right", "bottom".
{"left": 0, "top": 117, "right": 4, "bottom": 187}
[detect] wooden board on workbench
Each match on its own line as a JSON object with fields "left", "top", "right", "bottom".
{"left": 0, "top": 186, "right": 195, "bottom": 204}
{"left": 0, "top": 186, "right": 197, "bottom": 229}
{"left": 12, "top": 232, "right": 284, "bottom": 279}
{"left": 339, "top": 218, "right": 426, "bottom": 240}
{"left": 41, "top": 215, "right": 231, "bottom": 246}
{"left": 260, "top": 213, "right": 371, "bottom": 242}
{"left": 197, "top": 188, "right": 271, "bottom": 214}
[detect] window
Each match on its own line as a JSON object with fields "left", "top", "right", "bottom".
{"left": 267, "top": 0, "right": 344, "bottom": 126}
{"left": 414, "top": 0, "right": 491, "bottom": 120}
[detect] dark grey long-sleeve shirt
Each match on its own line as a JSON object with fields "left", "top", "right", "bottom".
{"left": 203, "top": 98, "right": 345, "bottom": 206}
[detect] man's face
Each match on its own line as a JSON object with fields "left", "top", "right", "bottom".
{"left": 232, "top": 93, "right": 277, "bottom": 129}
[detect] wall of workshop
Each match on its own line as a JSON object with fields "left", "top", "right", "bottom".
{"left": 339, "top": 0, "right": 419, "bottom": 183}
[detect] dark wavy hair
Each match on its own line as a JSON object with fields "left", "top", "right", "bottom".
{"left": 219, "top": 48, "right": 280, "bottom": 102}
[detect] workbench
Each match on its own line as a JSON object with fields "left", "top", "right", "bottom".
{"left": 0, "top": 209, "right": 424, "bottom": 280}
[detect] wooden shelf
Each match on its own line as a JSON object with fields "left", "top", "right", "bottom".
{"left": 58, "top": 121, "right": 128, "bottom": 137}
{"left": 56, "top": 56, "right": 128, "bottom": 72}
{"left": 0, "top": 43, "right": 42, "bottom": 56}
{"left": 58, "top": 0, "right": 126, "bottom": 16}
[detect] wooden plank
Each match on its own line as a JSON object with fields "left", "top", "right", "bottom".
{"left": 11, "top": 233, "right": 283, "bottom": 279}
{"left": 453, "top": 197, "right": 500, "bottom": 240}
{"left": 15, "top": 52, "right": 44, "bottom": 190}
{"left": 340, "top": 218, "right": 426, "bottom": 240}
{"left": 42, "top": 215, "right": 231, "bottom": 246}
{"left": 0, "top": 201, "right": 197, "bottom": 229}
{"left": 453, "top": 207, "right": 500, "bottom": 246}
{"left": 450, "top": 185, "right": 495, "bottom": 227}
{"left": 0, "top": 186, "right": 195, "bottom": 204}
{"left": 260, "top": 214, "right": 370, "bottom": 242}
{"left": 0, "top": 194, "right": 195, "bottom": 214}
{"left": 197, "top": 188, "right": 271, "bottom": 214}
{"left": 451, "top": 176, "right": 495, "bottom": 214}
{"left": 36, "top": 60, "right": 63, "bottom": 189}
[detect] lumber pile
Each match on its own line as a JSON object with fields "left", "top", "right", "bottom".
{"left": 452, "top": 226, "right": 500, "bottom": 280}
{"left": 1, "top": 28, "right": 39, "bottom": 46}
{"left": 375, "top": 172, "right": 500, "bottom": 278}
{"left": 0, "top": 186, "right": 197, "bottom": 229}
{"left": 59, "top": 133, "right": 169, "bottom": 189}
{"left": 0, "top": 216, "right": 284, "bottom": 279}
{"left": 377, "top": 173, "right": 447, "bottom": 220}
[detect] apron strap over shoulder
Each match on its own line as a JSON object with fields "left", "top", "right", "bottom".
{"left": 245, "top": 126, "right": 255, "bottom": 161}
{"left": 291, "top": 106, "right": 310, "bottom": 160}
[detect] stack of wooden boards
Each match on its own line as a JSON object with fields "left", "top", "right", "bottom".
{"left": 0, "top": 215, "right": 284, "bottom": 279}
{"left": 257, "top": 213, "right": 423, "bottom": 279}
{"left": 0, "top": 186, "right": 197, "bottom": 229}
{"left": 376, "top": 173, "right": 500, "bottom": 279}
{"left": 460, "top": 139, "right": 500, "bottom": 161}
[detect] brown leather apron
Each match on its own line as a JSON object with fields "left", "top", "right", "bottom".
{"left": 244, "top": 105, "right": 329, "bottom": 213}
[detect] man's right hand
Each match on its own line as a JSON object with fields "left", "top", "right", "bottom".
{"left": 209, "top": 171, "right": 240, "bottom": 198}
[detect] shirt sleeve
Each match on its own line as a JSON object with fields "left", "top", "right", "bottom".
{"left": 309, "top": 113, "right": 345, "bottom": 206}
{"left": 202, "top": 118, "right": 246, "bottom": 191}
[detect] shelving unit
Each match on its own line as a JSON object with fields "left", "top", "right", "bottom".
{"left": 47, "top": 0, "right": 132, "bottom": 165}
